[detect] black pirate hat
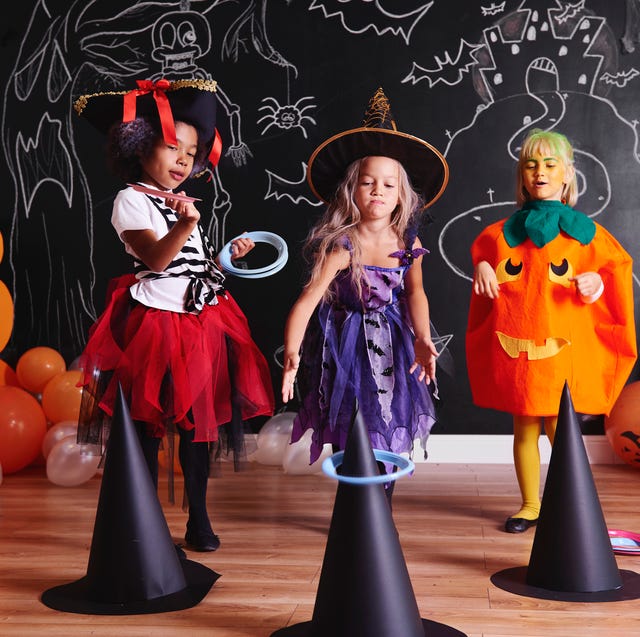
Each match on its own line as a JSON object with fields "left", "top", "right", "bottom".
{"left": 307, "top": 88, "right": 449, "bottom": 209}
{"left": 73, "top": 78, "right": 221, "bottom": 168}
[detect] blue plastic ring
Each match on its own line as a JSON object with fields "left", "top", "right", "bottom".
{"left": 321, "top": 450, "right": 415, "bottom": 484}
{"left": 218, "top": 231, "right": 288, "bottom": 278}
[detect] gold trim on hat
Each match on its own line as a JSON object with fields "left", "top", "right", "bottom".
{"left": 73, "top": 78, "right": 218, "bottom": 116}
{"left": 307, "top": 126, "right": 450, "bottom": 209}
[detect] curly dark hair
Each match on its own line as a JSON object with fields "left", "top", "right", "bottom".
{"left": 105, "top": 116, "right": 210, "bottom": 182}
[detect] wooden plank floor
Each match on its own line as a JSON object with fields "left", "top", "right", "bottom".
{"left": 1, "top": 460, "right": 639, "bottom": 636}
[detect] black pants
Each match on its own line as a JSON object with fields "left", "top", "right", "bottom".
{"left": 135, "top": 422, "right": 214, "bottom": 539}
{"left": 178, "top": 427, "right": 214, "bottom": 539}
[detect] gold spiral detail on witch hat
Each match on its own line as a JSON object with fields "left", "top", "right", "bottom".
{"left": 361, "top": 87, "right": 397, "bottom": 131}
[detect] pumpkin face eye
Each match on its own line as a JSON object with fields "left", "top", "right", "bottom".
{"left": 496, "top": 257, "right": 523, "bottom": 284}
{"left": 549, "top": 258, "right": 574, "bottom": 287}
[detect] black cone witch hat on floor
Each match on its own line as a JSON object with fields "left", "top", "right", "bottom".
{"left": 491, "top": 382, "right": 640, "bottom": 602}
{"left": 41, "top": 385, "right": 219, "bottom": 615}
{"left": 271, "top": 409, "right": 466, "bottom": 637}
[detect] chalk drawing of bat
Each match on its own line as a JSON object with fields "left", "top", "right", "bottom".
{"left": 600, "top": 68, "right": 640, "bottom": 88}
{"left": 553, "top": 0, "right": 586, "bottom": 25}
{"left": 402, "top": 39, "right": 482, "bottom": 87}
{"left": 481, "top": 2, "right": 506, "bottom": 17}
{"left": 265, "top": 164, "right": 323, "bottom": 206}
{"left": 309, "top": 0, "right": 433, "bottom": 45}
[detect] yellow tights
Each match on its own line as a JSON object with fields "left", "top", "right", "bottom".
{"left": 511, "top": 415, "right": 557, "bottom": 520}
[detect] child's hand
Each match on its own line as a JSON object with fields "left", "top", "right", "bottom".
{"left": 570, "top": 271, "right": 603, "bottom": 298}
{"left": 409, "top": 337, "right": 438, "bottom": 384}
{"left": 281, "top": 353, "right": 300, "bottom": 403}
{"left": 229, "top": 232, "right": 255, "bottom": 260}
{"left": 473, "top": 260, "right": 499, "bottom": 298}
{"left": 166, "top": 192, "right": 200, "bottom": 224}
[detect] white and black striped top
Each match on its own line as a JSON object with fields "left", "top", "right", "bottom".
{"left": 112, "top": 185, "right": 226, "bottom": 314}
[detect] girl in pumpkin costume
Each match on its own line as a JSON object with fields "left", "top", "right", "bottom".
{"left": 467, "top": 129, "right": 636, "bottom": 533}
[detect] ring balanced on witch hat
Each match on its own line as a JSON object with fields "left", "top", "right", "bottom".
{"left": 307, "top": 87, "right": 449, "bottom": 209}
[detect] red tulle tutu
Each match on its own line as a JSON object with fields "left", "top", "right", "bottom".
{"left": 79, "top": 277, "right": 274, "bottom": 443}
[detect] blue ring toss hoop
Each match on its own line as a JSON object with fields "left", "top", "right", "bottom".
{"left": 322, "top": 450, "right": 415, "bottom": 484}
{"left": 218, "top": 231, "right": 288, "bottom": 279}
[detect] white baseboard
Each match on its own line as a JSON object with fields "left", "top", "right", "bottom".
{"left": 424, "top": 434, "right": 621, "bottom": 464}
{"left": 250, "top": 432, "right": 622, "bottom": 465}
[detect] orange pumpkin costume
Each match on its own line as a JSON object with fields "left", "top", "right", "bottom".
{"left": 467, "top": 200, "right": 636, "bottom": 417}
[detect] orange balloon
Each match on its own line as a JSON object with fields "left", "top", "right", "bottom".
{"left": 0, "top": 281, "right": 14, "bottom": 352}
{"left": 604, "top": 381, "right": 640, "bottom": 468}
{"left": 0, "top": 360, "right": 19, "bottom": 387}
{"left": 41, "top": 370, "right": 83, "bottom": 424}
{"left": 0, "top": 385, "right": 47, "bottom": 474}
{"left": 16, "top": 346, "right": 66, "bottom": 394}
{"left": 0, "top": 232, "right": 14, "bottom": 353}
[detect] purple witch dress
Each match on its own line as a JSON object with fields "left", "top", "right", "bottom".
{"left": 292, "top": 236, "right": 438, "bottom": 464}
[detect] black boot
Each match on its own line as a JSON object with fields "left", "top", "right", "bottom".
{"left": 178, "top": 427, "right": 220, "bottom": 552}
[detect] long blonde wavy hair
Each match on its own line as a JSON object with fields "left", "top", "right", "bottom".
{"left": 303, "top": 156, "right": 423, "bottom": 302}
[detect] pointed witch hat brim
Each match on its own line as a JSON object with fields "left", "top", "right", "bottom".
{"left": 307, "top": 87, "right": 449, "bottom": 209}
{"left": 491, "top": 382, "right": 640, "bottom": 602}
{"left": 271, "top": 408, "right": 466, "bottom": 636}
{"left": 40, "top": 384, "right": 219, "bottom": 615}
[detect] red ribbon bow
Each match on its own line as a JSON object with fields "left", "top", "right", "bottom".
{"left": 209, "top": 129, "right": 222, "bottom": 168}
{"left": 122, "top": 78, "right": 222, "bottom": 169}
{"left": 122, "top": 79, "right": 178, "bottom": 147}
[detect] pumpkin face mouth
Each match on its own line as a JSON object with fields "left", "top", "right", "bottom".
{"left": 496, "top": 332, "right": 571, "bottom": 360}
{"left": 493, "top": 251, "right": 573, "bottom": 361}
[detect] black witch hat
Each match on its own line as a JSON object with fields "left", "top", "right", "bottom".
{"left": 271, "top": 409, "right": 466, "bottom": 636}
{"left": 307, "top": 87, "right": 449, "bottom": 209}
{"left": 40, "top": 385, "right": 219, "bottom": 615}
{"left": 491, "top": 382, "right": 640, "bottom": 602}
{"left": 73, "top": 78, "right": 221, "bottom": 170}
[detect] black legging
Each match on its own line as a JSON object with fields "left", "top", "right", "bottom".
{"left": 178, "top": 426, "right": 213, "bottom": 537}
{"left": 135, "top": 422, "right": 213, "bottom": 538}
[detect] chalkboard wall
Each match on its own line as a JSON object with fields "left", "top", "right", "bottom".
{"left": 1, "top": 0, "right": 639, "bottom": 435}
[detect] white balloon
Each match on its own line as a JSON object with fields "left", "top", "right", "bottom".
{"left": 258, "top": 412, "right": 296, "bottom": 438}
{"left": 42, "top": 421, "right": 78, "bottom": 459}
{"left": 282, "top": 428, "right": 333, "bottom": 475}
{"left": 46, "top": 438, "right": 100, "bottom": 487}
{"left": 252, "top": 432, "right": 290, "bottom": 465}
{"left": 252, "top": 412, "right": 296, "bottom": 465}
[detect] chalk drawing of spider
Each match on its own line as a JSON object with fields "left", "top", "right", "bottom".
{"left": 257, "top": 96, "right": 317, "bottom": 138}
